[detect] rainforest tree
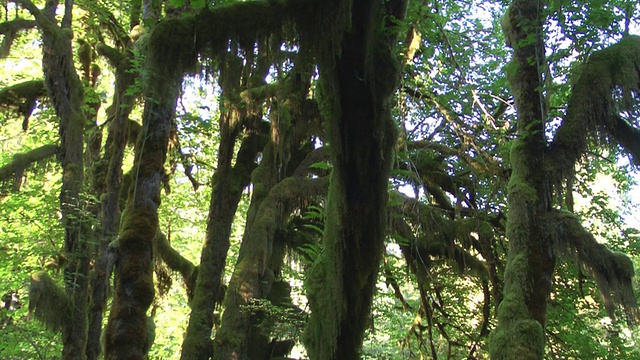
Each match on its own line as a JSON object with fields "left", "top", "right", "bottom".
{"left": 491, "top": 0, "right": 639, "bottom": 358}
{"left": 0, "top": 0, "right": 639, "bottom": 359}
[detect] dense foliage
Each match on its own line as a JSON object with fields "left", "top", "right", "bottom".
{"left": 0, "top": 0, "right": 639, "bottom": 359}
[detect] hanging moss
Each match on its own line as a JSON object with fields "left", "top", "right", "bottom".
{"left": 552, "top": 35, "right": 640, "bottom": 173}
{"left": 29, "top": 271, "right": 71, "bottom": 333}
{"left": 545, "top": 210, "right": 639, "bottom": 322}
{"left": 142, "top": 0, "right": 310, "bottom": 82}
{"left": 388, "top": 192, "right": 491, "bottom": 279}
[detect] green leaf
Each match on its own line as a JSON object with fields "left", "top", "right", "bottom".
{"left": 308, "top": 161, "right": 332, "bottom": 170}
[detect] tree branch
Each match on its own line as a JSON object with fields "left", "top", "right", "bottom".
{"left": 545, "top": 209, "right": 639, "bottom": 323}
{"left": 0, "top": 18, "right": 37, "bottom": 58}
{"left": 0, "top": 80, "right": 47, "bottom": 129}
{"left": 155, "top": 230, "right": 196, "bottom": 297}
{"left": 14, "top": 0, "right": 59, "bottom": 34}
{"left": 95, "top": 42, "right": 125, "bottom": 66}
{"left": 0, "top": 144, "right": 58, "bottom": 190}
{"left": 407, "top": 140, "right": 505, "bottom": 177}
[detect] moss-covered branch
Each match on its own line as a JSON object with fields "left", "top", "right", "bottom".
{"left": 0, "top": 18, "right": 36, "bottom": 58}
{"left": 155, "top": 230, "right": 196, "bottom": 295}
{"left": 0, "top": 80, "right": 45, "bottom": 107}
{"left": 544, "top": 210, "right": 639, "bottom": 323}
{"left": 407, "top": 140, "right": 505, "bottom": 178}
{"left": 0, "top": 144, "right": 58, "bottom": 189}
{"left": 142, "top": 0, "right": 356, "bottom": 78}
{"left": 0, "top": 80, "right": 47, "bottom": 129}
{"left": 96, "top": 42, "right": 126, "bottom": 67}
{"left": 551, "top": 35, "right": 640, "bottom": 173}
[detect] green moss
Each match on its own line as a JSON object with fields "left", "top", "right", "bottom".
{"left": 29, "top": 271, "right": 71, "bottom": 333}
{"left": 303, "top": 178, "right": 346, "bottom": 359}
{"left": 489, "top": 319, "right": 543, "bottom": 359}
{"left": 612, "top": 251, "right": 635, "bottom": 277}
{"left": 493, "top": 284, "right": 545, "bottom": 359}
{"left": 488, "top": 327, "right": 508, "bottom": 358}
{"left": 497, "top": 295, "right": 527, "bottom": 323}
{"left": 555, "top": 35, "right": 640, "bottom": 170}
{"left": 502, "top": 253, "right": 530, "bottom": 292}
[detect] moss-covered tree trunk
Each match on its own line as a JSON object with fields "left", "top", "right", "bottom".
{"left": 18, "top": 0, "right": 90, "bottom": 358}
{"left": 181, "top": 105, "right": 260, "bottom": 360}
{"left": 103, "top": 32, "right": 181, "bottom": 359}
{"left": 213, "top": 170, "right": 328, "bottom": 359}
{"left": 489, "top": 1, "right": 554, "bottom": 358}
{"left": 87, "top": 43, "right": 138, "bottom": 360}
{"left": 303, "top": 1, "right": 403, "bottom": 358}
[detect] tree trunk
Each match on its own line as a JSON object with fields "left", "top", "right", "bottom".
{"left": 303, "top": 1, "right": 403, "bottom": 358}
{"left": 181, "top": 109, "right": 260, "bottom": 360}
{"left": 489, "top": 0, "right": 555, "bottom": 358}
{"left": 103, "top": 38, "right": 181, "bottom": 359}
{"left": 214, "top": 166, "right": 328, "bottom": 358}
{"left": 17, "top": 0, "right": 90, "bottom": 358}
{"left": 86, "top": 46, "right": 138, "bottom": 360}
